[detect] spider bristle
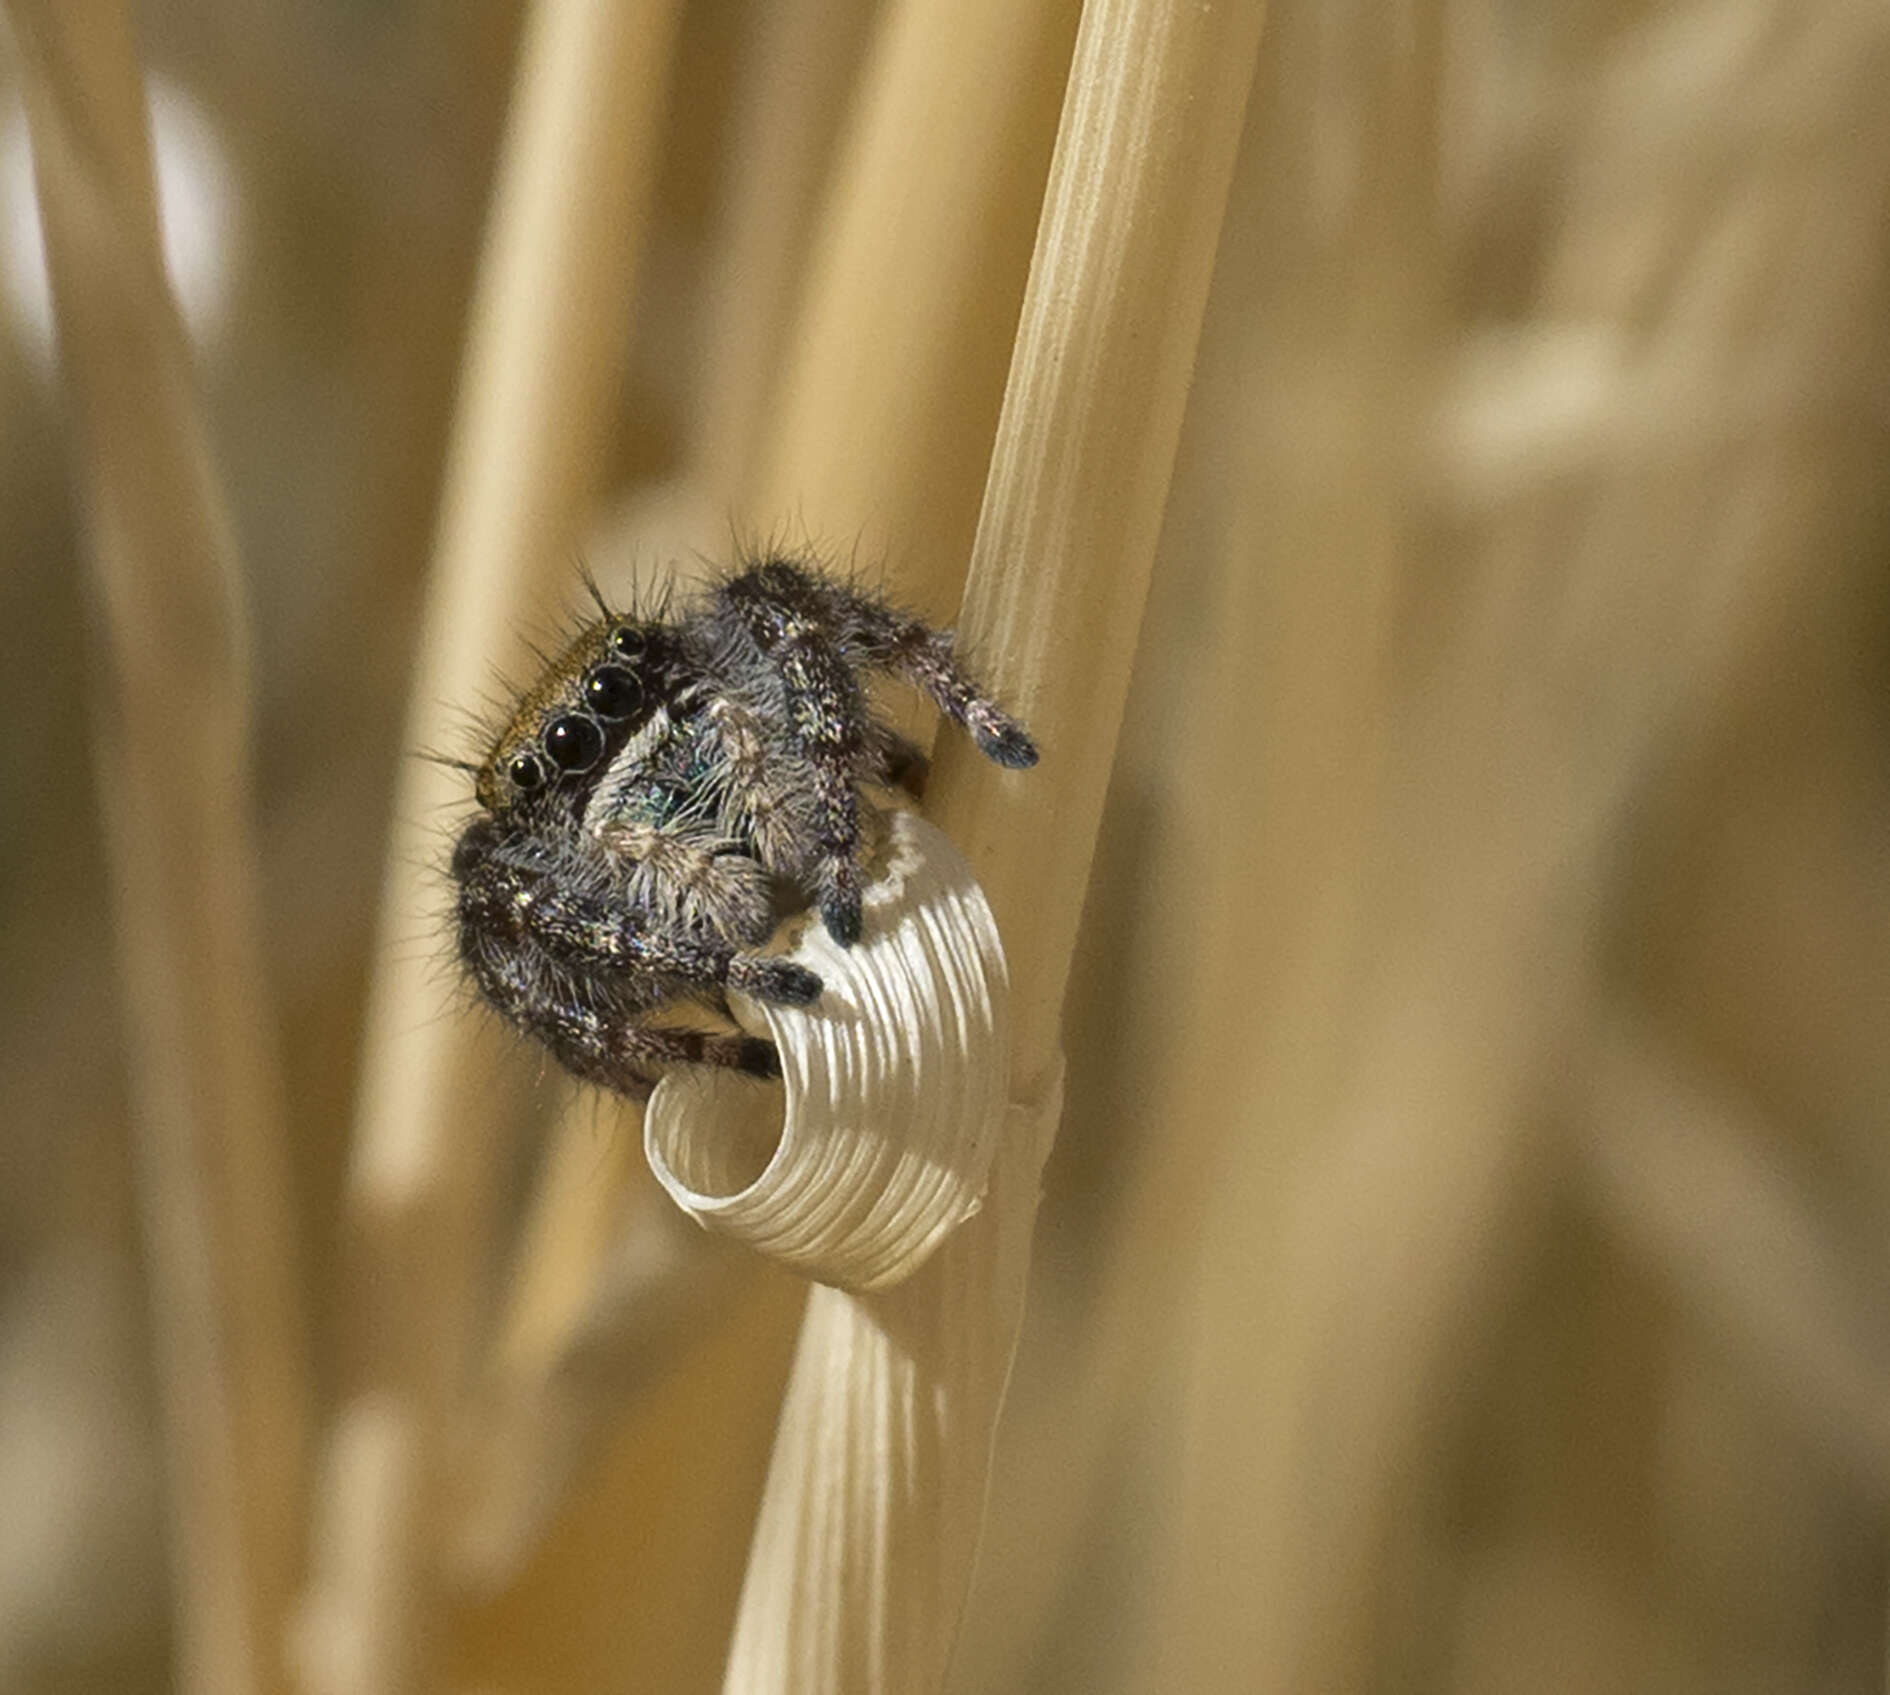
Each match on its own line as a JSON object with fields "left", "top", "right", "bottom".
{"left": 519, "top": 634, "right": 559, "bottom": 671}
{"left": 414, "top": 747, "right": 482, "bottom": 774}
{"left": 574, "top": 556, "right": 614, "bottom": 621}
{"left": 473, "top": 672, "right": 525, "bottom": 722}
{"left": 727, "top": 511, "right": 818, "bottom": 580}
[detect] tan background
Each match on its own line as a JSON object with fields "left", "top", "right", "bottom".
{"left": 3, "top": 0, "right": 1888, "bottom": 1690}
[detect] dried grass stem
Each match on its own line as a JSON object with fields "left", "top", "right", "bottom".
{"left": 7, "top": 4, "right": 310, "bottom": 1691}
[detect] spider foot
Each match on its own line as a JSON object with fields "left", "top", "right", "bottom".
{"left": 820, "top": 888, "right": 863, "bottom": 948}
{"left": 729, "top": 956, "right": 824, "bottom": 1006}
{"left": 968, "top": 704, "right": 1039, "bottom": 769}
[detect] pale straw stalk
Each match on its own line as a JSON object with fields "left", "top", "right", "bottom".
{"left": 456, "top": 0, "right": 1082, "bottom": 1601}
{"left": 750, "top": 0, "right": 1084, "bottom": 601}
{"left": 694, "top": 0, "right": 1270, "bottom": 1689}
{"left": 5, "top": 4, "right": 309, "bottom": 1692}
{"left": 295, "top": 1, "right": 683, "bottom": 1690}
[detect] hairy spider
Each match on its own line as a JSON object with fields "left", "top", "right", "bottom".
{"left": 451, "top": 557, "right": 1038, "bottom": 1099}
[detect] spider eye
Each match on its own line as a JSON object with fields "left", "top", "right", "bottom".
{"left": 544, "top": 714, "right": 604, "bottom": 772}
{"left": 508, "top": 752, "right": 545, "bottom": 792}
{"left": 610, "top": 625, "right": 646, "bottom": 662}
{"left": 584, "top": 665, "right": 643, "bottom": 720}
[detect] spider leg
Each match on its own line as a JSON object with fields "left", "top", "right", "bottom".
{"left": 456, "top": 820, "right": 821, "bottom": 1011}
{"left": 462, "top": 941, "right": 781, "bottom": 1100}
{"left": 844, "top": 603, "right": 1038, "bottom": 768}
{"left": 741, "top": 558, "right": 1040, "bottom": 769}
{"left": 718, "top": 568, "right": 874, "bottom": 944}
{"left": 531, "top": 878, "right": 821, "bottom": 1004}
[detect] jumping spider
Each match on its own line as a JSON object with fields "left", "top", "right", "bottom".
{"left": 452, "top": 558, "right": 1038, "bottom": 1099}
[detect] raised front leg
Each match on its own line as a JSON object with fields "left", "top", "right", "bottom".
{"left": 747, "top": 558, "right": 1040, "bottom": 769}
{"left": 718, "top": 566, "right": 875, "bottom": 944}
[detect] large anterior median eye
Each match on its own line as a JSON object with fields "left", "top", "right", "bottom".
{"left": 585, "top": 665, "right": 643, "bottom": 720}
{"left": 544, "top": 714, "right": 604, "bottom": 772}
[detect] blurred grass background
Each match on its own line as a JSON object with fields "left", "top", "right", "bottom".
{"left": 5, "top": 0, "right": 1890, "bottom": 1691}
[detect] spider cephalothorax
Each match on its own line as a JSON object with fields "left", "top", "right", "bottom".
{"left": 451, "top": 558, "right": 1038, "bottom": 1099}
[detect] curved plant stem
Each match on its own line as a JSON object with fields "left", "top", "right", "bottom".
{"left": 721, "top": 0, "right": 1268, "bottom": 1689}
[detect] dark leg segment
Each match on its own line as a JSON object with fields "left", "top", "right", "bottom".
{"left": 453, "top": 818, "right": 820, "bottom": 1098}
{"left": 711, "top": 558, "right": 1039, "bottom": 947}
{"left": 464, "top": 941, "right": 780, "bottom": 1099}
{"left": 744, "top": 559, "right": 1040, "bottom": 769}
{"left": 457, "top": 832, "right": 820, "bottom": 1005}
{"left": 720, "top": 564, "right": 874, "bottom": 944}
